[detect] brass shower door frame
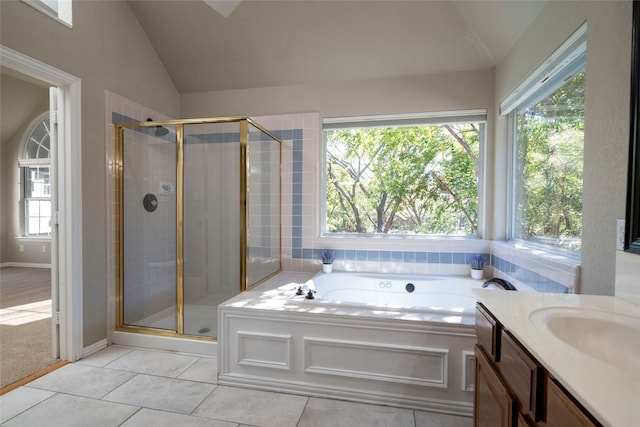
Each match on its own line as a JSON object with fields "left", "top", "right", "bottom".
{"left": 115, "top": 117, "right": 282, "bottom": 340}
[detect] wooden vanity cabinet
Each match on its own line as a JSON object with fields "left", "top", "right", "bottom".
{"left": 475, "top": 303, "right": 500, "bottom": 360}
{"left": 474, "top": 344, "right": 517, "bottom": 427}
{"left": 541, "top": 376, "right": 600, "bottom": 427}
{"left": 475, "top": 303, "right": 600, "bottom": 427}
{"left": 498, "top": 330, "right": 542, "bottom": 421}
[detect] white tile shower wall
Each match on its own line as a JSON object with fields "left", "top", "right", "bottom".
{"left": 490, "top": 241, "right": 580, "bottom": 293}
{"left": 255, "top": 113, "right": 492, "bottom": 277}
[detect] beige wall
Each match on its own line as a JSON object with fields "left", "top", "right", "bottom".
{"left": 2, "top": 0, "right": 636, "bottom": 352}
{"left": 182, "top": 69, "right": 496, "bottom": 236}
{"left": 181, "top": 69, "right": 495, "bottom": 120}
{"left": 0, "top": 1, "right": 180, "bottom": 347}
{"left": 495, "top": 1, "right": 633, "bottom": 295}
{"left": 0, "top": 73, "right": 51, "bottom": 265}
{"left": 182, "top": 1, "right": 636, "bottom": 296}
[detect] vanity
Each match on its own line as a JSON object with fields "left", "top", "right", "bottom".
{"left": 473, "top": 289, "right": 640, "bottom": 427}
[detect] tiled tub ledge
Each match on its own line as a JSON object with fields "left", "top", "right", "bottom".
{"left": 490, "top": 241, "right": 581, "bottom": 293}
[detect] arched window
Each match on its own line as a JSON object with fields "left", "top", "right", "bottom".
{"left": 20, "top": 113, "right": 51, "bottom": 237}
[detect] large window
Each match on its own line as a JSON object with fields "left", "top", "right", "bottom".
{"left": 507, "top": 26, "right": 586, "bottom": 254}
{"left": 324, "top": 113, "right": 485, "bottom": 236}
{"left": 21, "top": 114, "right": 52, "bottom": 237}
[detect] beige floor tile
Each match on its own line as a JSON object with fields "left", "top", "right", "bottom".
{"left": 193, "top": 385, "right": 307, "bottom": 427}
{"left": 414, "top": 410, "right": 472, "bottom": 427}
{"left": 103, "top": 373, "right": 216, "bottom": 414}
{"left": 1, "top": 393, "right": 137, "bottom": 427}
{"left": 297, "top": 397, "right": 415, "bottom": 427}
{"left": 120, "top": 408, "right": 236, "bottom": 427}
{"left": 75, "top": 346, "right": 133, "bottom": 367}
{"left": 178, "top": 357, "right": 218, "bottom": 383}
{"left": 0, "top": 387, "right": 55, "bottom": 423}
{"left": 25, "top": 363, "right": 135, "bottom": 399}
{"left": 104, "top": 348, "right": 198, "bottom": 377}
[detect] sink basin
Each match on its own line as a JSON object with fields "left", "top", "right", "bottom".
{"left": 529, "top": 307, "right": 640, "bottom": 369}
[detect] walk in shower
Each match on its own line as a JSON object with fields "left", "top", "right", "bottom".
{"left": 115, "top": 118, "right": 281, "bottom": 340}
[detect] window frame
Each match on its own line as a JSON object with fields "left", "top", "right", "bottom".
{"left": 21, "top": 0, "right": 72, "bottom": 28}
{"left": 19, "top": 113, "right": 52, "bottom": 238}
{"left": 23, "top": 165, "right": 52, "bottom": 237}
{"left": 505, "top": 25, "right": 586, "bottom": 259}
{"left": 321, "top": 110, "right": 487, "bottom": 239}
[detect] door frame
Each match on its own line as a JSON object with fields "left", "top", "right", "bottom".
{"left": 1, "top": 45, "right": 83, "bottom": 362}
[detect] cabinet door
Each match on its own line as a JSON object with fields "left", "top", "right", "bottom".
{"left": 476, "top": 304, "right": 500, "bottom": 360}
{"left": 544, "top": 378, "right": 599, "bottom": 427}
{"left": 499, "top": 330, "right": 541, "bottom": 421}
{"left": 475, "top": 345, "right": 517, "bottom": 427}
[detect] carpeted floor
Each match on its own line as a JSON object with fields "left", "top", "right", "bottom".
{"left": 0, "top": 267, "right": 59, "bottom": 389}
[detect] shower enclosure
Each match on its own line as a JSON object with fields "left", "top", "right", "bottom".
{"left": 115, "top": 118, "right": 281, "bottom": 339}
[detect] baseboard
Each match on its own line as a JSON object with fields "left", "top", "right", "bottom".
{"left": 0, "top": 262, "right": 52, "bottom": 269}
{"left": 81, "top": 339, "right": 108, "bottom": 359}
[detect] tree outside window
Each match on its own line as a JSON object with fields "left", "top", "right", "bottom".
{"left": 513, "top": 71, "right": 585, "bottom": 252}
{"left": 324, "top": 119, "right": 483, "bottom": 236}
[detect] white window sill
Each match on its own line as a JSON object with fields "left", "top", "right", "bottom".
{"left": 16, "top": 236, "right": 51, "bottom": 243}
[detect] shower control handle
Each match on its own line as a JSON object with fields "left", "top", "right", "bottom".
{"left": 143, "top": 193, "right": 158, "bottom": 212}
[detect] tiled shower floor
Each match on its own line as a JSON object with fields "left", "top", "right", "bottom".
{"left": 0, "top": 346, "right": 472, "bottom": 427}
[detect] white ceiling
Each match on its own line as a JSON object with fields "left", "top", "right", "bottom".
{"left": 129, "top": 0, "right": 546, "bottom": 93}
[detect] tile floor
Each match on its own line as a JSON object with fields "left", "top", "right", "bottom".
{"left": 0, "top": 345, "right": 472, "bottom": 427}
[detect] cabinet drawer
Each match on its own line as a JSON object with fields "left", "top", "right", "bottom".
{"left": 476, "top": 303, "right": 500, "bottom": 361}
{"left": 544, "top": 377, "right": 600, "bottom": 427}
{"left": 498, "top": 330, "right": 541, "bottom": 421}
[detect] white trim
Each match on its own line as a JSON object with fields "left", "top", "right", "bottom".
{"left": 0, "top": 262, "right": 52, "bottom": 268}
{"left": 323, "top": 109, "right": 487, "bottom": 124}
{"left": 15, "top": 236, "right": 51, "bottom": 242}
{"left": 1, "top": 45, "right": 83, "bottom": 362}
{"left": 499, "top": 22, "right": 587, "bottom": 115}
{"left": 81, "top": 338, "right": 108, "bottom": 359}
{"left": 20, "top": 0, "right": 73, "bottom": 28}
{"left": 323, "top": 109, "right": 487, "bottom": 130}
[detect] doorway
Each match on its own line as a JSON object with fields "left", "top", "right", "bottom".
{"left": 0, "top": 45, "right": 83, "bottom": 372}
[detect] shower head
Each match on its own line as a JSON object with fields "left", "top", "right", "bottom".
{"left": 146, "top": 118, "right": 170, "bottom": 137}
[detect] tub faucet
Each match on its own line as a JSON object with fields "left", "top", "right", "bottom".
{"left": 482, "top": 278, "right": 517, "bottom": 291}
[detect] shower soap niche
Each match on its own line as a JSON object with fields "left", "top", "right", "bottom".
{"left": 160, "top": 182, "right": 176, "bottom": 195}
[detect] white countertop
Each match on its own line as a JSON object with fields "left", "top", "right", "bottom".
{"left": 473, "top": 289, "right": 640, "bottom": 427}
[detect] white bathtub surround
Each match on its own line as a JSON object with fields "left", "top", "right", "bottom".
{"left": 218, "top": 271, "right": 481, "bottom": 417}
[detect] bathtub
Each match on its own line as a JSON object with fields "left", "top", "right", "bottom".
{"left": 304, "top": 272, "right": 479, "bottom": 319}
{"left": 218, "top": 271, "right": 482, "bottom": 417}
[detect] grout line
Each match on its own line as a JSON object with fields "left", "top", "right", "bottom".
{"left": 0, "top": 360, "right": 69, "bottom": 396}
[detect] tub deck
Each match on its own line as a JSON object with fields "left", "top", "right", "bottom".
{"left": 218, "top": 271, "right": 477, "bottom": 416}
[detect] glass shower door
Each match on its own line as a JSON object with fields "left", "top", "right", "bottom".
{"left": 183, "top": 122, "right": 240, "bottom": 337}
{"left": 121, "top": 125, "right": 178, "bottom": 331}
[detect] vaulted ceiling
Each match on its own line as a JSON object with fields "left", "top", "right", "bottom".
{"left": 129, "top": 1, "right": 546, "bottom": 94}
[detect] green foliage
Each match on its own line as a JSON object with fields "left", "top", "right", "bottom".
{"left": 325, "top": 122, "right": 480, "bottom": 235}
{"left": 514, "top": 71, "right": 585, "bottom": 251}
